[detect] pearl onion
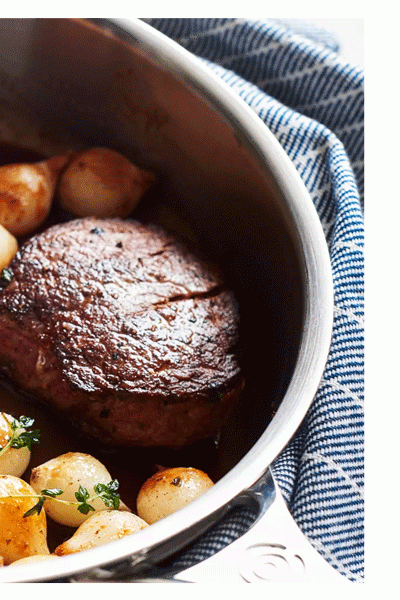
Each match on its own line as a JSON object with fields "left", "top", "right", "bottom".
{"left": 0, "top": 153, "right": 71, "bottom": 236}
{"left": 0, "top": 224, "right": 18, "bottom": 270}
{"left": 0, "top": 475, "right": 50, "bottom": 565}
{"left": 58, "top": 147, "right": 155, "bottom": 218}
{"left": 54, "top": 510, "right": 148, "bottom": 555}
{"left": 0, "top": 412, "right": 31, "bottom": 477}
{"left": 30, "top": 452, "right": 119, "bottom": 528}
{"left": 136, "top": 467, "right": 214, "bottom": 524}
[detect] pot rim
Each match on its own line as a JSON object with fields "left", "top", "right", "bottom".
{"left": 0, "top": 17, "right": 333, "bottom": 583}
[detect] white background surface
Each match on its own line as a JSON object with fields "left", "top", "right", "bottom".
{"left": 304, "top": 18, "right": 364, "bottom": 67}
{"left": 279, "top": 18, "right": 364, "bottom": 68}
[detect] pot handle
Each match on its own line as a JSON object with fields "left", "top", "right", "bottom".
{"left": 158, "top": 469, "right": 351, "bottom": 584}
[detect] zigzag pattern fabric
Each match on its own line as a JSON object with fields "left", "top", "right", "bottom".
{"left": 146, "top": 18, "right": 364, "bottom": 582}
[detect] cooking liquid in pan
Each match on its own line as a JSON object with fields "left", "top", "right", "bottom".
{"left": 0, "top": 142, "right": 277, "bottom": 552}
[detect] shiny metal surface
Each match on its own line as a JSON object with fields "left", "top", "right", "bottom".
{"left": 72, "top": 470, "right": 349, "bottom": 584}
{"left": 0, "top": 18, "right": 333, "bottom": 583}
{"left": 171, "top": 470, "right": 348, "bottom": 583}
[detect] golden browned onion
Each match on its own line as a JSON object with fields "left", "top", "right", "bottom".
{"left": 54, "top": 510, "right": 148, "bottom": 555}
{"left": 0, "top": 224, "right": 18, "bottom": 270}
{"left": 57, "top": 147, "right": 156, "bottom": 218}
{"left": 136, "top": 467, "right": 214, "bottom": 524}
{"left": 0, "top": 475, "right": 50, "bottom": 565}
{"left": 0, "top": 153, "right": 72, "bottom": 237}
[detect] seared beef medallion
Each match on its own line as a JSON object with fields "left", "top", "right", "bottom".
{"left": 0, "top": 218, "right": 244, "bottom": 447}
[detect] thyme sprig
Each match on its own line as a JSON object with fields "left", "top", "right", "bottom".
{"left": 0, "top": 414, "right": 40, "bottom": 458}
{"left": 22, "top": 480, "right": 121, "bottom": 518}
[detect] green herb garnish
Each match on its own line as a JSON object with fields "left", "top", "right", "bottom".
{"left": 0, "top": 413, "right": 40, "bottom": 458}
{"left": 20, "top": 480, "right": 121, "bottom": 518}
{"left": 23, "top": 488, "right": 63, "bottom": 518}
{"left": 0, "top": 267, "right": 13, "bottom": 287}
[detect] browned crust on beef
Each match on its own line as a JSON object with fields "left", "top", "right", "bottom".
{"left": 0, "top": 217, "right": 244, "bottom": 446}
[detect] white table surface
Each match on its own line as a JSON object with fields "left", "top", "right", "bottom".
{"left": 277, "top": 18, "right": 364, "bottom": 68}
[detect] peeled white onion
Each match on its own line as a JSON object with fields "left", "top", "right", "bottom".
{"left": 0, "top": 412, "right": 31, "bottom": 477}
{"left": 136, "top": 467, "right": 214, "bottom": 525}
{"left": 30, "top": 452, "right": 120, "bottom": 528}
{"left": 54, "top": 510, "right": 148, "bottom": 555}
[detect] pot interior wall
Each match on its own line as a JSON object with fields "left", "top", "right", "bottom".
{"left": 0, "top": 18, "right": 304, "bottom": 553}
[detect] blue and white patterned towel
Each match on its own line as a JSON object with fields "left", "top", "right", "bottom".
{"left": 145, "top": 18, "right": 364, "bottom": 583}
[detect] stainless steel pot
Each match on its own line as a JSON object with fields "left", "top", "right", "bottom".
{"left": 0, "top": 18, "right": 336, "bottom": 583}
